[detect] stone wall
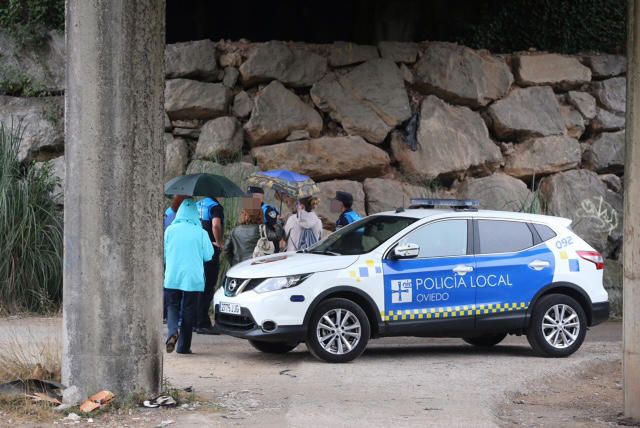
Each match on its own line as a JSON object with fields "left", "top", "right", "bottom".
{"left": 1, "top": 35, "right": 626, "bottom": 316}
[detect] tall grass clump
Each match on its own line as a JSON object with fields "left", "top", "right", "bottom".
{"left": 0, "top": 123, "right": 62, "bottom": 314}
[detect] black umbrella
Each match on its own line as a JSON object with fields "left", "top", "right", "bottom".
{"left": 164, "top": 173, "right": 246, "bottom": 198}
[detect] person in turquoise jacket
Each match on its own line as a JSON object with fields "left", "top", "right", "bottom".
{"left": 164, "top": 198, "right": 214, "bottom": 354}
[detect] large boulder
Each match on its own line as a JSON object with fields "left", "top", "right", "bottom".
{"left": 363, "top": 178, "right": 438, "bottom": 214}
{"left": 583, "top": 130, "right": 625, "bottom": 174}
{"left": 164, "top": 39, "right": 219, "bottom": 81}
{"left": 391, "top": 95, "right": 502, "bottom": 181}
{"left": 487, "top": 86, "right": 565, "bottom": 140}
{"left": 186, "top": 160, "right": 259, "bottom": 189}
{"left": 414, "top": 42, "right": 513, "bottom": 108}
{"left": 504, "top": 136, "right": 581, "bottom": 179}
{"left": 378, "top": 41, "right": 419, "bottom": 64}
{"left": 515, "top": 54, "right": 591, "bottom": 89}
{"left": 164, "top": 133, "right": 189, "bottom": 181}
{"left": 315, "top": 180, "right": 366, "bottom": 229}
{"left": 457, "top": 173, "right": 535, "bottom": 212}
{"left": 539, "top": 169, "right": 622, "bottom": 254}
{"left": 0, "top": 30, "right": 65, "bottom": 93}
{"left": 591, "top": 77, "right": 626, "bottom": 113}
{"left": 589, "top": 107, "right": 625, "bottom": 133}
{"left": 239, "top": 41, "right": 327, "bottom": 88}
{"left": 244, "top": 81, "right": 323, "bottom": 146}
{"left": 311, "top": 58, "right": 411, "bottom": 144}
{"left": 566, "top": 91, "right": 597, "bottom": 120}
{"left": 251, "top": 136, "right": 390, "bottom": 181}
{"left": 582, "top": 54, "right": 626, "bottom": 79}
{"left": 0, "top": 96, "right": 64, "bottom": 163}
{"left": 164, "top": 79, "right": 231, "bottom": 120}
{"left": 195, "top": 117, "right": 243, "bottom": 162}
{"left": 329, "top": 42, "right": 379, "bottom": 67}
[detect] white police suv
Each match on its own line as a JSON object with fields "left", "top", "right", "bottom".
{"left": 213, "top": 199, "right": 609, "bottom": 363}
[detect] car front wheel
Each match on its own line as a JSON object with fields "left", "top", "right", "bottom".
{"left": 526, "top": 294, "right": 587, "bottom": 358}
{"left": 306, "top": 298, "right": 370, "bottom": 363}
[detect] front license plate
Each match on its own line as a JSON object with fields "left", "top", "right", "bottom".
{"left": 219, "top": 302, "right": 241, "bottom": 315}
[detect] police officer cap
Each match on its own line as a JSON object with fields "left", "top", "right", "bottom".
{"left": 247, "top": 186, "right": 264, "bottom": 194}
{"left": 335, "top": 191, "right": 353, "bottom": 204}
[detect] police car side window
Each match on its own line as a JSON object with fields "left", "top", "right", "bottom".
{"left": 478, "top": 220, "right": 534, "bottom": 254}
{"left": 533, "top": 223, "right": 557, "bottom": 242}
{"left": 401, "top": 220, "right": 467, "bottom": 258}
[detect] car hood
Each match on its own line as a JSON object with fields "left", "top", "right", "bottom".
{"left": 226, "top": 252, "right": 360, "bottom": 279}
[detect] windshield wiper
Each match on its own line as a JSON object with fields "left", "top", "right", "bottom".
{"left": 309, "top": 249, "right": 341, "bottom": 256}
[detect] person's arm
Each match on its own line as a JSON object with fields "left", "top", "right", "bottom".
{"left": 223, "top": 233, "right": 234, "bottom": 261}
{"left": 212, "top": 217, "right": 223, "bottom": 248}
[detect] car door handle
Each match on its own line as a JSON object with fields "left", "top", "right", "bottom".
{"left": 453, "top": 265, "right": 474, "bottom": 276}
{"left": 528, "top": 260, "right": 550, "bottom": 271}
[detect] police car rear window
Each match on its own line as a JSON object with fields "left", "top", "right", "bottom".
{"left": 477, "top": 220, "right": 534, "bottom": 254}
{"left": 533, "top": 223, "right": 557, "bottom": 242}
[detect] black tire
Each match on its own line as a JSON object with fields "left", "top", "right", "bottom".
{"left": 463, "top": 333, "right": 507, "bottom": 347}
{"left": 526, "top": 294, "right": 587, "bottom": 358}
{"left": 249, "top": 340, "right": 298, "bottom": 354}
{"left": 306, "top": 298, "right": 370, "bottom": 363}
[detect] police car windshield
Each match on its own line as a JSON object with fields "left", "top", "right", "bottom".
{"left": 310, "top": 215, "right": 417, "bottom": 256}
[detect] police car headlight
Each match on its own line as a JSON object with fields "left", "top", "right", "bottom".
{"left": 254, "top": 275, "right": 310, "bottom": 294}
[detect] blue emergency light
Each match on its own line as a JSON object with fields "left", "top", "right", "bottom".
{"left": 408, "top": 198, "right": 480, "bottom": 210}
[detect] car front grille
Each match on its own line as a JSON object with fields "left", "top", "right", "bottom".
{"left": 215, "top": 307, "right": 256, "bottom": 331}
{"left": 223, "top": 276, "right": 264, "bottom": 297}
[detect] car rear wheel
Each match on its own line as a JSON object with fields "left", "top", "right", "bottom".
{"left": 249, "top": 340, "right": 298, "bottom": 354}
{"left": 526, "top": 294, "right": 587, "bottom": 358}
{"left": 306, "top": 298, "right": 370, "bottom": 363}
{"left": 463, "top": 333, "right": 507, "bottom": 347}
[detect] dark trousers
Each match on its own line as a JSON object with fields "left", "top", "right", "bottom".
{"left": 197, "top": 256, "right": 219, "bottom": 329}
{"left": 166, "top": 288, "right": 198, "bottom": 353}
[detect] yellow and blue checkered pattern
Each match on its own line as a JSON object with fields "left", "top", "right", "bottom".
{"left": 380, "top": 302, "right": 529, "bottom": 322}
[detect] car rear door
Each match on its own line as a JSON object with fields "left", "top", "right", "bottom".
{"left": 382, "top": 219, "right": 476, "bottom": 335}
{"left": 473, "top": 219, "right": 555, "bottom": 332}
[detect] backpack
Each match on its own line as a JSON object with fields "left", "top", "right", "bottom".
{"left": 297, "top": 227, "right": 319, "bottom": 251}
{"left": 253, "top": 224, "right": 275, "bottom": 258}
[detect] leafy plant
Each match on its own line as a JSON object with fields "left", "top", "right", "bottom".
{"left": 461, "top": 0, "right": 626, "bottom": 54}
{"left": 0, "top": 64, "right": 50, "bottom": 97}
{"left": 0, "top": 123, "right": 62, "bottom": 314}
{"left": 0, "top": 0, "right": 64, "bottom": 47}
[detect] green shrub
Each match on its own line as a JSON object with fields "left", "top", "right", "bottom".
{"left": 0, "top": 123, "right": 62, "bottom": 314}
{"left": 0, "top": 0, "right": 64, "bottom": 47}
{"left": 462, "top": 0, "right": 626, "bottom": 54}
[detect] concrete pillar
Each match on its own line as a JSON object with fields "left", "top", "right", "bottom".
{"left": 625, "top": 0, "right": 640, "bottom": 422}
{"left": 63, "top": 0, "right": 165, "bottom": 399}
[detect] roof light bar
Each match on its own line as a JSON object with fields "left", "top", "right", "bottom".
{"left": 408, "top": 198, "right": 480, "bottom": 210}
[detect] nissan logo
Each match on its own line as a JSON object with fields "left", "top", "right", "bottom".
{"left": 228, "top": 279, "right": 238, "bottom": 292}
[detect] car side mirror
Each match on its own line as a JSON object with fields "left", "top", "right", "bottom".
{"left": 393, "top": 243, "right": 420, "bottom": 259}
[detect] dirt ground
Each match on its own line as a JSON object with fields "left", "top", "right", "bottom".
{"left": 0, "top": 317, "right": 633, "bottom": 427}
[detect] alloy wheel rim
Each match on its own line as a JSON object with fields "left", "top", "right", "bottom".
{"left": 316, "top": 308, "right": 361, "bottom": 355}
{"left": 542, "top": 304, "right": 580, "bottom": 349}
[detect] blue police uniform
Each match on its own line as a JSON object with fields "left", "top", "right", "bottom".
{"left": 336, "top": 209, "right": 362, "bottom": 230}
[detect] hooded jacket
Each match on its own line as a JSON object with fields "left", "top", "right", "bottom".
{"left": 284, "top": 208, "right": 323, "bottom": 252}
{"left": 164, "top": 199, "right": 214, "bottom": 292}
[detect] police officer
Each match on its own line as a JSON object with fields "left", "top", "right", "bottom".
{"left": 195, "top": 197, "right": 224, "bottom": 335}
{"left": 248, "top": 186, "right": 285, "bottom": 252}
{"left": 332, "top": 191, "right": 362, "bottom": 230}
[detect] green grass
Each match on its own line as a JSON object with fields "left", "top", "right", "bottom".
{"left": 0, "top": 123, "right": 62, "bottom": 314}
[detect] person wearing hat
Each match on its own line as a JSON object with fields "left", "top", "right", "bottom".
{"left": 332, "top": 191, "right": 362, "bottom": 230}
{"left": 248, "top": 186, "right": 285, "bottom": 252}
